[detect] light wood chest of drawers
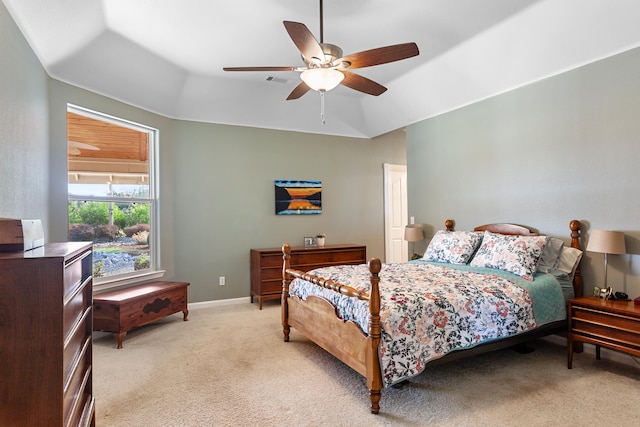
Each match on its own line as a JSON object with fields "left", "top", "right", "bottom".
{"left": 250, "top": 244, "right": 366, "bottom": 309}
{"left": 0, "top": 242, "right": 94, "bottom": 426}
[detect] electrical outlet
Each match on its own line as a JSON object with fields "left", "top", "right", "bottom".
{"left": 219, "top": 276, "right": 225, "bottom": 286}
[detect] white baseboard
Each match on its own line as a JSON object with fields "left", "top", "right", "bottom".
{"left": 188, "top": 297, "right": 251, "bottom": 310}
{"left": 542, "top": 335, "right": 637, "bottom": 368}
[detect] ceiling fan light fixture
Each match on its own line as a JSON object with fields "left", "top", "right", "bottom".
{"left": 300, "top": 68, "right": 344, "bottom": 92}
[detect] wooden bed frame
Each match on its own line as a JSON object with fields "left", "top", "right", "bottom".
{"left": 281, "top": 219, "right": 583, "bottom": 414}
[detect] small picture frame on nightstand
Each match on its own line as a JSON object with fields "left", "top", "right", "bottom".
{"left": 304, "top": 236, "right": 315, "bottom": 247}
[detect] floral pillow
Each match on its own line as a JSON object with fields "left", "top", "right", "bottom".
{"left": 422, "top": 230, "right": 484, "bottom": 264}
{"left": 469, "top": 231, "right": 549, "bottom": 281}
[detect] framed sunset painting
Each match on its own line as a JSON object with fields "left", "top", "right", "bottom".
{"left": 274, "top": 180, "right": 322, "bottom": 215}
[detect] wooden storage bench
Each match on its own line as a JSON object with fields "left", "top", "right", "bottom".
{"left": 93, "top": 281, "right": 189, "bottom": 348}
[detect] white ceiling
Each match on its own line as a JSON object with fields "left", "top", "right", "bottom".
{"left": 4, "top": 0, "right": 640, "bottom": 138}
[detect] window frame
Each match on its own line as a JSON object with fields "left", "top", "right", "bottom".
{"left": 67, "top": 104, "right": 164, "bottom": 291}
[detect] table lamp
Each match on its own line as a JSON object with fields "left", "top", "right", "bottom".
{"left": 404, "top": 224, "right": 424, "bottom": 260}
{"left": 586, "top": 229, "right": 626, "bottom": 288}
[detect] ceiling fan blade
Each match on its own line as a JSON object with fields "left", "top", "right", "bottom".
{"left": 283, "top": 21, "right": 325, "bottom": 62}
{"left": 286, "top": 81, "right": 311, "bottom": 100}
{"left": 340, "top": 71, "right": 387, "bottom": 96}
{"left": 338, "top": 42, "right": 419, "bottom": 69}
{"left": 223, "top": 66, "right": 299, "bottom": 72}
{"left": 68, "top": 140, "right": 100, "bottom": 151}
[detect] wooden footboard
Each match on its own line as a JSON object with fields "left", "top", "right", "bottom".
{"left": 281, "top": 220, "right": 583, "bottom": 415}
{"left": 281, "top": 243, "right": 383, "bottom": 413}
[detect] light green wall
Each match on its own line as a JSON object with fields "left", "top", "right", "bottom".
{"left": 170, "top": 122, "right": 405, "bottom": 301}
{"left": 407, "top": 46, "right": 640, "bottom": 298}
{"left": 0, "top": 3, "right": 49, "bottom": 230}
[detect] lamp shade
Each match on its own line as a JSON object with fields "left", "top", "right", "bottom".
{"left": 404, "top": 224, "right": 424, "bottom": 242}
{"left": 300, "top": 68, "right": 345, "bottom": 92}
{"left": 586, "top": 230, "right": 626, "bottom": 254}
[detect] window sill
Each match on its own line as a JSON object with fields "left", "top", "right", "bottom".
{"left": 92, "top": 270, "right": 166, "bottom": 293}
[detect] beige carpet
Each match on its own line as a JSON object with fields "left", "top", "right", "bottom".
{"left": 93, "top": 301, "right": 640, "bottom": 426}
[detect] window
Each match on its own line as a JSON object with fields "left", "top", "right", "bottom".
{"left": 67, "top": 105, "right": 161, "bottom": 287}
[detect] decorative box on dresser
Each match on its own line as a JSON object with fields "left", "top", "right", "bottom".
{"left": 567, "top": 296, "right": 640, "bottom": 369}
{"left": 250, "top": 244, "right": 366, "bottom": 309}
{"left": 0, "top": 242, "right": 95, "bottom": 427}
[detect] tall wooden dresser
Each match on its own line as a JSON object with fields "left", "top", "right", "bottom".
{"left": 0, "top": 242, "right": 95, "bottom": 426}
{"left": 250, "top": 244, "right": 366, "bottom": 309}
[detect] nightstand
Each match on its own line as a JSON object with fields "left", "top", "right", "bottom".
{"left": 567, "top": 296, "right": 640, "bottom": 368}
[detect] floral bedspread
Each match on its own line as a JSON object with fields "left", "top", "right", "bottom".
{"left": 289, "top": 262, "right": 541, "bottom": 387}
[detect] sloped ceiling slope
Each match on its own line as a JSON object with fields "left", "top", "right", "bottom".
{"left": 4, "top": 0, "right": 640, "bottom": 138}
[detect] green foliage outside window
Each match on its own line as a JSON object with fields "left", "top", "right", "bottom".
{"left": 134, "top": 253, "right": 150, "bottom": 270}
{"left": 69, "top": 201, "right": 109, "bottom": 225}
{"left": 129, "top": 203, "right": 150, "bottom": 225}
{"left": 69, "top": 201, "right": 150, "bottom": 227}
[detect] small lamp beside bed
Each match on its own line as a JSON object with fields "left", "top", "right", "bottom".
{"left": 404, "top": 224, "right": 424, "bottom": 260}
{"left": 586, "top": 229, "right": 626, "bottom": 295}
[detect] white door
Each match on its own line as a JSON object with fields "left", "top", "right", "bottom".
{"left": 384, "top": 164, "right": 408, "bottom": 263}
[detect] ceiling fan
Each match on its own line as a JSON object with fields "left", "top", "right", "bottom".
{"left": 223, "top": 0, "right": 419, "bottom": 101}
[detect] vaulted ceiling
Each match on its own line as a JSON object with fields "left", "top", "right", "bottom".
{"left": 5, "top": 0, "right": 640, "bottom": 138}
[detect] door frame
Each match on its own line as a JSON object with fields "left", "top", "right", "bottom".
{"left": 383, "top": 163, "right": 408, "bottom": 263}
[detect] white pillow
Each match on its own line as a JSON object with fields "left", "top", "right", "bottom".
{"left": 470, "top": 231, "right": 549, "bottom": 281}
{"left": 422, "top": 230, "right": 484, "bottom": 264}
{"left": 555, "top": 246, "right": 583, "bottom": 279}
{"left": 537, "top": 237, "right": 564, "bottom": 273}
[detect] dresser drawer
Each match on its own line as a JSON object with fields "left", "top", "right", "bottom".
{"left": 65, "top": 366, "right": 92, "bottom": 427}
{"left": 260, "top": 267, "right": 284, "bottom": 282}
{"left": 259, "top": 279, "right": 283, "bottom": 295}
{"left": 75, "top": 395, "right": 95, "bottom": 427}
{"left": 258, "top": 247, "right": 366, "bottom": 269}
{"left": 292, "top": 249, "right": 365, "bottom": 268}
{"left": 63, "top": 280, "right": 91, "bottom": 341}
{"left": 64, "top": 310, "right": 92, "bottom": 386}
{"left": 64, "top": 255, "right": 84, "bottom": 297}
{"left": 258, "top": 259, "right": 352, "bottom": 282}
{"left": 259, "top": 252, "right": 286, "bottom": 268}
{"left": 63, "top": 338, "right": 91, "bottom": 424}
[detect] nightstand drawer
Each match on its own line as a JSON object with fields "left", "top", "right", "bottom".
{"left": 568, "top": 296, "right": 640, "bottom": 368}
{"left": 572, "top": 306, "right": 640, "bottom": 336}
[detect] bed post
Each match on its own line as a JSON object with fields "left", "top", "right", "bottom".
{"left": 569, "top": 220, "right": 583, "bottom": 298}
{"left": 282, "top": 243, "right": 291, "bottom": 342}
{"left": 445, "top": 219, "right": 454, "bottom": 231}
{"left": 366, "top": 257, "right": 383, "bottom": 414}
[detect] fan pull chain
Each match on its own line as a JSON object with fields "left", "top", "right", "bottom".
{"left": 320, "top": 91, "right": 326, "bottom": 125}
